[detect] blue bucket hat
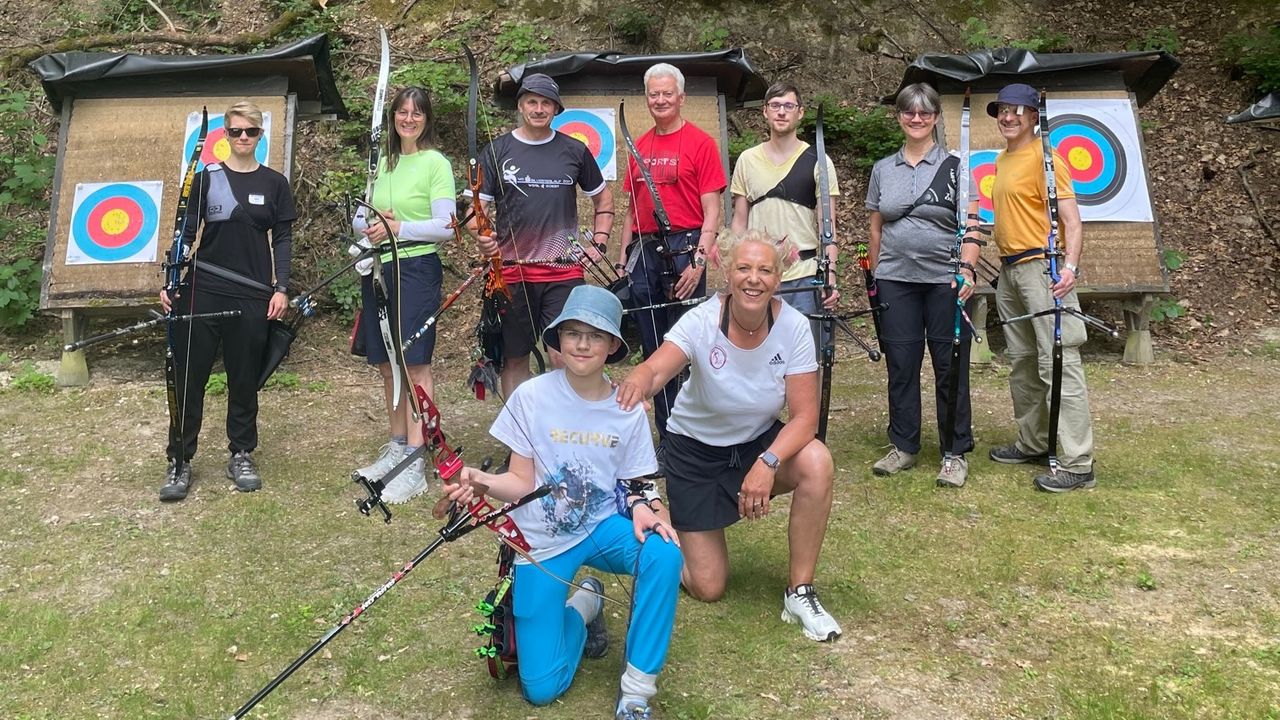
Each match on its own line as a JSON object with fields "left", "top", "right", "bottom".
{"left": 542, "top": 285, "right": 629, "bottom": 364}
{"left": 517, "top": 73, "right": 565, "bottom": 115}
{"left": 986, "top": 83, "right": 1040, "bottom": 117}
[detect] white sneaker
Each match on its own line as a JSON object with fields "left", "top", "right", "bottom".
{"left": 355, "top": 442, "right": 405, "bottom": 480}
{"left": 781, "top": 584, "right": 842, "bottom": 642}
{"left": 381, "top": 457, "right": 427, "bottom": 504}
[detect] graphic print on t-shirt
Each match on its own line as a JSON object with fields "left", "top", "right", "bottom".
{"left": 535, "top": 427, "right": 619, "bottom": 538}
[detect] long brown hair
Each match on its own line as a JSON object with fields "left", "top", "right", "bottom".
{"left": 386, "top": 86, "right": 435, "bottom": 172}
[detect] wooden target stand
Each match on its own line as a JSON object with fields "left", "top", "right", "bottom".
{"left": 41, "top": 94, "right": 295, "bottom": 385}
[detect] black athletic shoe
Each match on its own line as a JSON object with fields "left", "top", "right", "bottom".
{"left": 988, "top": 444, "right": 1049, "bottom": 465}
{"left": 1033, "top": 469, "right": 1096, "bottom": 493}
{"left": 580, "top": 577, "right": 609, "bottom": 659}
{"left": 159, "top": 459, "right": 193, "bottom": 502}
{"left": 227, "top": 451, "right": 262, "bottom": 492}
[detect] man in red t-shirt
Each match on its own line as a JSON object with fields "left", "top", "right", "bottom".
{"left": 620, "top": 63, "right": 727, "bottom": 437}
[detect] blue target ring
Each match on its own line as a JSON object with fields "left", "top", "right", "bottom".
{"left": 71, "top": 183, "right": 160, "bottom": 262}
{"left": 183, "top": 113, "right": 270, "bottom": 172}
{"left": 1048, "top": 114, "right": 1125, "bottom": 205}
{"left": 552, "top": 110, "right": 615, "bottom": 176}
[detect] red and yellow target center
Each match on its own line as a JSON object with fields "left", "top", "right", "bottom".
{"left": 213, "top": 137, "right": 233, "bottom": 162}
{"left": 100, "top": 208, "right": 131, "bottom": 236}
{"left": 1067, "top": 146, "right": 1093, "bottom": 172}
{"left": 569, "top": 131, "right": 590, "bottom": 145}
{"left": 979, "top": 175, "right": 996, "bottom": 199}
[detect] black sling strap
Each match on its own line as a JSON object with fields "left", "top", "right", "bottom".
{"left": 748, "top": 148, "right": 819, "bottom": 210}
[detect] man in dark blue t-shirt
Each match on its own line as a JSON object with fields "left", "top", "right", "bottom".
{"left": 470, "top": 74, "right": 615, "bottom": 397}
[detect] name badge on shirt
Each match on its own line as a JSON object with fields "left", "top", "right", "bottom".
{"left": 248, "top": 194, "right": 266, "bottom": 206}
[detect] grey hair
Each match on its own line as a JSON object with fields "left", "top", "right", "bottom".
{"left": 894, "top": 83, "right": 941, "bottom": 115}
{"left": 644, "top": 63, "right": 686, "bottom": 94}
{"left": 712, "top": 228, "right": 798, "bottom": 276}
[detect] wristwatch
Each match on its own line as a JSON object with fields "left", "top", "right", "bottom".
{"left": 1064, "top": 263, "right": 1079, "bottom": 275}
{"left": 758, "top": 450, "right": 780, "bottom": 470}
{"left": 693, "top": 255, "right": 706, "bottom": 268}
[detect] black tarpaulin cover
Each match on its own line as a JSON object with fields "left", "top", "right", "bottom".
{"left": 1226, "top": 92, "right": 1280, "bottom": 124}
{"left": 494, "top": 49, "right": 769, "bottom": 108}
{"left": 893, "top": 49, "right": 1180, "bottom": 107}
{"left": 29, "top": 33, "right": 346, "bottom": 117}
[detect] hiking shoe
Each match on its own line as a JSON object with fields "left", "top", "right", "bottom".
{"left": 355, "top": 442, "right": 405, "bottom": 480}
{"left": 579, "top": 576, "right": 609, "bottom": 658}
{"left": 988, "top": 443, "right": 1049, "bottom": 465}
{"left": 1033, "top": 468, "right": 1096, "bottom": 493}
{"left": 781, "top": 584, "right": 842, "bottom": 642}
{"left": 159, "top": 459, "right": 193, "bottom": 502}
{"left": 936, "top": 456, "right": 968, "bottom": 488}
{"left": 615, "top": 703, "right": 652, "bottom": 720}
{"left": 381, "top": 456, "right": 427, "bottom": 504}
{"left": 872, "top": 446, "right": 916, "bottom": 476}
{"left": 227, "top": 451, "right": 261, "bottom": 492}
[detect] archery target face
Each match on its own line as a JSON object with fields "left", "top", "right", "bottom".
{"left": 1045, "top": 98, "right": 1152, "bottom": 223}
{"left": 66, "top": 181, "right": 163, "bottom": 265}
{"left": 551, "top": 108, "right": 617, "bottom": 181}
{"left": 181, "top": 111, "right": 273, "bottom": 177}
{"left": 969, "top": 149, "right": 999, "bottom": 224}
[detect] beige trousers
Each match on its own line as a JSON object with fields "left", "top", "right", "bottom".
{"left": 996, "top": 260, "right": 1094, "bottom": 473}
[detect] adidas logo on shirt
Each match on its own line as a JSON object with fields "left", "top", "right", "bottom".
{"left": 769, "top": 353, "right": 784, "bottom": 366}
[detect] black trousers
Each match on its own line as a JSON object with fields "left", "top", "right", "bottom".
{"left": 166, "top": 290, "right": 269, "bottom": 461}
{"left": 876, "top": 279, "right": 974, "bottom": 457}
{"left": 627, "top": 229, "right": 706, "bottom": 437}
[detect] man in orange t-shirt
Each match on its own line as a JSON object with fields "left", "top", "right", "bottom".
{"left": 978, "top": 83, "right": 1096, "bottom": 494}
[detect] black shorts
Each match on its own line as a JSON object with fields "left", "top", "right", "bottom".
{"left": 501, "top": 278, "right": 585, "bottom": 358}
{"left": 360, "top": 253, "right": 443, "bottom": 366}
{"left": 662, "top": 420, "right": 785, "bottom": 532}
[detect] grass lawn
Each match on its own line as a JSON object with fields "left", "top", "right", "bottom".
{"left": 1, "top": 348, "right": 1278, "bottom": 719}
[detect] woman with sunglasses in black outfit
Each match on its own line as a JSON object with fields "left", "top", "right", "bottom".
{"left": 159, "top": 99, "right": 296, "bottom": 502}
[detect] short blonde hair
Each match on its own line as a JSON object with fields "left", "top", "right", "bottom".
{"left": 224, "top": 100, "right": 264, "bottom": 129}
{"left": 712, "top": 228, "right": 798, "bottom": 276}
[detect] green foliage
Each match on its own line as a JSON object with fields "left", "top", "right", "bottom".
{"left": 0, "top": 258, "right": 42, "bottom": 331}
{"left": 1127, "top": 26, "right": 1182, "bottom": 54}
{"left": 614, "top": 6, "right": 661, "bottom": 47}
{"left": 10, "top": 362, "right": 55, "bottom": 393}
{"left": 92, "top": 0, "right": 219, "bottom": 32}
{"left": 318, "top": 256, "right": 363, "bottom": 316}
{"left": 205, "top": 372, "right": 228, "bottom": 396}
{"left": 266, "top": 0, "right": 345, "bottom": 44}
{"left": 1162, "top": 249, "right": 1186, "bottom": 272}
{"left": 1010, "top": 28, "right": 1073, "bottom": 53}
{"left": 391, "top": 60, "right": 472, "bottom": 127}
{"left": 961, "top": 17, "right": 1000, "bottom": 49}
{"left": 697, "top": 22, "right": 731, "bottom": 51}
{"left": 262, "top": 371, "right": 300, "bottom": 390}
{"left": 1150, "top": 296, "right": 1186, "bottom": 322}
{"left": 1223, "top": 25, "right": 1280, "bottom": 94}
{"left": 727, "top": 132, "right": 757, "bottom": 166}
{"left": 315, "top": 146, "right": 365, "bottom": 207}
{"left": 801, "top": 98, "right": 903, "bottom": 171}
{"left": 494, "top": 23, "right": 550, "bottom": 67}
{"left": 1136, "top": 570, "right": 1157, "bottom": 591}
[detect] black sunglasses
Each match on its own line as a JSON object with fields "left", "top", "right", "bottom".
{"left": 226, "top": 127, "right": 262, "bottom": 138}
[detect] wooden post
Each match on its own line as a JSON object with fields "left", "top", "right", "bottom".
{"left": 1121, "top": 294, "right": 1155, "bottom": 365}
{"left": 57, "top": 309, "right": 90, "bottom": 386}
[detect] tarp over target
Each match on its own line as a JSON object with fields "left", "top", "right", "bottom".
{"left": 552, "top": 108, "right": 617, "bottom": 180}
{"left": 182, "top": 111, "right": 273, "bottom": 177}
{"left": 66, "top": 181, "right": 163, "bottom": 265}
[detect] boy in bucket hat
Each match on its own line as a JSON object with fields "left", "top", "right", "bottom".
{"left": 974, "top": 82, "right": 1097, "bottom": 493}
{"left": 467, "top": 72, "right": 616, "bottom": 401}
{"left": 443, "top": 285, "right": 683, "bottom": 720}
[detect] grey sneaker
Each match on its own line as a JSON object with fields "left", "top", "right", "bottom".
{"left": 227, "top": 451, "right": 261, "bottom": 492}
{"left": 781, "top": 584, "right": 842, "bottom": 642}
{"left": 1034, "top": 468, "right": 1096, "bottom": 493}
{"left": 159, "top": 459, "right": 193, "bottom": 502}
{"left": 616, "top": 703, "right": 652, "bottom": 720}
{"left": 579, "top": 576, "right": 608, "bottom": 658}
{"left": 872, "top": 446, "right": 916, "bottom": 476}
{"left": 989, "top": 443, "right": 1049, "bottom": 465}
{"left": 936, "top": 456, "right": 968, "bottom": 488}
{"left": 381, "top": 456, "right": 427, "bottom": 504}
{"left": 355, "top": 442, "right": 406, "bottom": 480}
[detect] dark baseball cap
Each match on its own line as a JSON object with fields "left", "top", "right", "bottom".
{"left": 986, "top": 83, "right": 1040, "bottom": 117}
{"left": 517, "top": 73, "right": 565, "bottom": 115}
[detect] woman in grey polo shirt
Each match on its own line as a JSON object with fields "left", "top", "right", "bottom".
{"left": 864, "top": 83, "right": 979, "bottom": 488}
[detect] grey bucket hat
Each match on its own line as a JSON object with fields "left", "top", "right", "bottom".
{"left": 542, "top": 285, "right": 629, "bottom": 364}
{"left": 986, "top": 83, "right": 1040, "bottom": 117}
{"left": 517, "top": 73, "right": 565, "bottom": 115}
